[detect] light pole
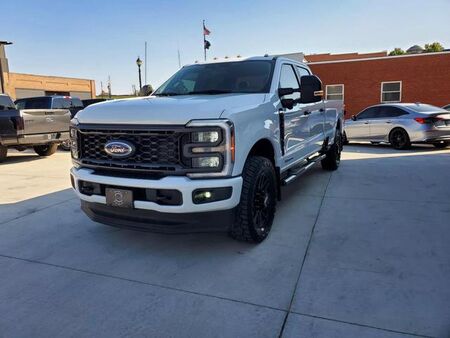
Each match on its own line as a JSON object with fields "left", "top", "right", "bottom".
{"left": 136, "top": 57, "right": 143, "bottom": 93}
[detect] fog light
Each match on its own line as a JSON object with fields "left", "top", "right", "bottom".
{"left": 192, "top": 187, "right": 232, "bottom": 204}
{"left": 192, "top": 156, "right": 220, "bottom": 168}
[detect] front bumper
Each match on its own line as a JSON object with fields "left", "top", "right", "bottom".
{"left": 70, "top": 167, "right": 243, "bottom": 214}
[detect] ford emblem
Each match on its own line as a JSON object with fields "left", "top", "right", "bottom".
{"left": 104, "top": 140, "right": 135, "bottom": 158}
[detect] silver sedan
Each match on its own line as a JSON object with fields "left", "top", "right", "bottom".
{"left": 344, "top": 103, "right": 450, "bottom": 149}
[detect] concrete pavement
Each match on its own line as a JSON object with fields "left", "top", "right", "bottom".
{"left": 0, "top": 146, "right": 449, "bottom": 337}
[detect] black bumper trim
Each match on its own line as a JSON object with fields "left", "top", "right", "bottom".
{"left": 81, "top": 200, "right": 235, "bottom": 234}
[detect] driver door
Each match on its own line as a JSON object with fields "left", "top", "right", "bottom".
{"left": 346, "top": 107, "right": 379, "bottom": 140}
{"left": 279, "top": 64, "right": 312, "bottom": 163}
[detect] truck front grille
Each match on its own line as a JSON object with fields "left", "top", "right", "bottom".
{"left": 77, "top": 127, "right": 185, "bottom": 172}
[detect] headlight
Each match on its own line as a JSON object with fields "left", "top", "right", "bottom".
{"left": 191, "top": 131, "right": 220, "bottom": 143}
{"left": 185, "top": 120, "right": 235, "bottom": 178}
{"left": 69, "top": 126, "right": 79, "bottom": 159}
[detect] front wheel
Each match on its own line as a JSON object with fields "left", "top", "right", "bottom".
{"left": 33, "top": 143, "right": 58, "bottom": 156}
{"left": 321, "top": 129, "right": 342, "bottom": 171}
{"left": 0, "top": 145, "right": 7, "bottom": 163}
{"left": 389, "top": 128, "right": 410, "bottom": 150}
{"left": 230, "top": 156, "right": 277, "bottom": 243}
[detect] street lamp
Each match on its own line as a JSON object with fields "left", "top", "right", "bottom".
{"left": 136, "top": 57, "right": 143, "bottom": 93}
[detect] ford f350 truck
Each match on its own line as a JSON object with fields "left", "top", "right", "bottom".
{"left": 70, "top": 56, "right": 344, "bottom": 242}
{"left": 0, "top": 94, "right": 70, "bottom": 162}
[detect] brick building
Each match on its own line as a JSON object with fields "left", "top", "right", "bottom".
{"left": 305, "top": 51, "right": 450, "bottom": 118}
{"left": 1, "top": 41, "right": 95, "bottom": 100}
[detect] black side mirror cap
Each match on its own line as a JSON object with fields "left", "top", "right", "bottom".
{"left": 300, "top": 75, "right": 323, "bottom": 104}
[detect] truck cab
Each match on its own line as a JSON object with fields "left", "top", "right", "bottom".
{"left": 70, "top": 56, "right": 344, "bottom": 242}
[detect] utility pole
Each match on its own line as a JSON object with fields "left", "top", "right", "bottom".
{"left": 107, "top": 76, "right": 111, "bottom": 99}
{"left": 177, "top": 48, "right": 181, "bottom": 68}
{"left": 203, "top": 20, "right": 206, "bottom": 61}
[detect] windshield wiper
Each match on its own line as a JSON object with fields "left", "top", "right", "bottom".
{"left": 187, "top": 90, "right": 233, "bottom": 95}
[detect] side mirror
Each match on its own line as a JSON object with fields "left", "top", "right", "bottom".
{"left": 351, "top": 115, "right": 357, "bottom": 121}
{"left": 281, "top": 98, "right": 295, "bottom": 110}
{"left": 300, "top": 75, "right": 323, "bottom": 103}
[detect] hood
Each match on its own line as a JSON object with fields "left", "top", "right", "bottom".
{"left": 75, "top": 94, "right": 266, "bottom": 125}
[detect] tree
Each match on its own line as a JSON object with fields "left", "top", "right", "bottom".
{"left": 389, "top": 48, "right": 406, "bottom": 56}
{"left": 424, "top": 42, "right": 444, "bottom": 53}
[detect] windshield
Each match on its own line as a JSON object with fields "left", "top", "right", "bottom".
{"left": 154, "top": 60, "right": 274, "bottom": 96}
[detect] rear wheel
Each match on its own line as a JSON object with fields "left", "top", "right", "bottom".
{"left": 33, "top": 143, "right": 58, "bottom": 156}
{"left": 230, "top": 156, "right": 277, "bottom": 243}
{"left": 389, "top": 128, "right": 410, "bottom": 150}
{"left": 0, "top": 145, "right": 7, "bottom": 162}
{"left": 321, "top": 129, "right": 342, "bottom": 171}
{"left": 433, "top": 141, "right": 449, "bottom": 149}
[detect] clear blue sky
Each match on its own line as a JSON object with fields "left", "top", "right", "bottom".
{"left": 3, "top": 0, "right": 450, "bottom": 94}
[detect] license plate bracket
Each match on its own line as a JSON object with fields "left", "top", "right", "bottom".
{"left": 105, "top": 188, "right": 134, "bottom": 208}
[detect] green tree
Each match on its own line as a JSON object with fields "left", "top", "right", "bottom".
{"left": 389, "top": 48, "right": 406, "bottom": 56}
{"left": 424, "top": 42, "right": 444, "bottom": 53}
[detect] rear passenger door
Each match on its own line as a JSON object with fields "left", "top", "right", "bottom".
{"left": 370, "top": 106, "right": 408, "bottom": 141}
{"left": 279, "top": 63, "right": 312, "bottom": 162}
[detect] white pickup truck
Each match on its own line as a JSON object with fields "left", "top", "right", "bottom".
{"left": 70, "top": 56, "right": 344, "bottom": 242}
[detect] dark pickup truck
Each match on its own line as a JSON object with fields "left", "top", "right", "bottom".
{"left": 0, "top": 94, "right": 70, "bottom": 162}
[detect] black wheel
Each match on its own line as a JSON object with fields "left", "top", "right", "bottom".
{"left": 0, "top": 145, "right": 7, "bottom": 163}
{"left": 433, "top": 141, "right": 449, "bottom": 149}
{"left": 33, "top": 143, "right": 58, "bottom": 156}
{"left": 59, "top": 139, "right": 71, "bottom": 151}
{"left": 342, "top": 131, "right": 349, "bottom": 145}
{"left": 230, "top": 156, "right": 277, "bottom": 243}
{"left": 389, "top": 128, "right": 410, "bottom": 150}
{"left": 321, "top": 129, "right": 342, "bottom": 171}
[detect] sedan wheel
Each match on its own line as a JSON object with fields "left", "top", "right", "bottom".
{"left": 389, "top": 128, "right": 410, "bottom": 150}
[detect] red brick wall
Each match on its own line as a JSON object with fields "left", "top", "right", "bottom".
{"left": 309, "top": 53, "right": 450, "bottom": 118}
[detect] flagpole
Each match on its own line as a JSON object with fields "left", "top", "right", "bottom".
{"left": 203, "top": 20, "right": 206, "bottom": 61}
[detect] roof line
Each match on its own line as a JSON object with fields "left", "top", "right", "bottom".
{"left": 307, "top": 51, "right": 450, "bottom": 65}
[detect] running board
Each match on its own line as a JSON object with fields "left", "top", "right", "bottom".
{"left": 282, "top": 153, "right": 326, "bottom": 185}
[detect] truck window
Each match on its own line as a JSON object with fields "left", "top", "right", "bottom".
{"left": 71, "top": 98, "right": 84, "bottom": 108}
{"left": 279, "top": 64, "right": 300, "bottom": 100}
{"left": 0, "top": 95, "right": 15, "bottom": 110}
{"left": 154, "top": 60, "right": 274, "bottom": 95}
{"left": 52, "top": 98, "right": 71, "bottom": 109}
{"left": 295, "top": 66, "right": 310, "bottom": 78}
{"left": 14, "top": 97, "right": 52, "bottom": 109}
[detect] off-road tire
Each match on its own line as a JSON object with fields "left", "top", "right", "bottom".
{"left": 0, "top": 145, "right": 7, "bottom": 163}
{"left": 321, "top": 129, "right": 342, "bottom": 171}
{"left": 433, "top": 141, "right": 449, "bottom": 149}
{"left": 33, "top": 143, "right": 58, "bottom": 156}
{"left": 230, "top": 156, "right": 277, "bottom": 243}
{"left": 389, "top": 128, "right": 411, "bottom": 150}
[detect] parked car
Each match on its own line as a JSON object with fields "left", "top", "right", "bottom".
{"left": 344, "top": 103, "right": 450, "bottom": 149}
{"left": 0, "top": 94, "right": 70, "bottom": 162}
{"left": 15, "top": 96, "right": 83, "bottom": 150}
{"left": 82, "top": 98, "right": 108, "bottom": 107}
{"left": 69, "top": 56, "right": 344, "bottom": 243}
{"left": 443, "top": 104, "right": 450, "bottom": 111}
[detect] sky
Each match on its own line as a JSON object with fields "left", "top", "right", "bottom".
{"left": 3, "top": 0, "right": 450, "bottom": 94}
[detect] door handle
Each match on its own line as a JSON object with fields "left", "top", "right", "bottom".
{"left": 304, "top": 111, "right": 311, "bottom": 116}
{"left": 386, "top": 121, "right": 392, "bottom": 124}
{"left": 364, "top": 122, "right": 369, "bottom": 124}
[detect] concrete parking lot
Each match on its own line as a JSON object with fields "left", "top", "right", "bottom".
{"left": 0, "top": 145, "right": 449, "bottom": 338}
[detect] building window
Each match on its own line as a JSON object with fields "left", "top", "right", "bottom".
{"left": 326, "top": 84, "right": 344, "bottom": 100}
{"left": 381, "top": 81, "right": 402, "bottom": 103}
